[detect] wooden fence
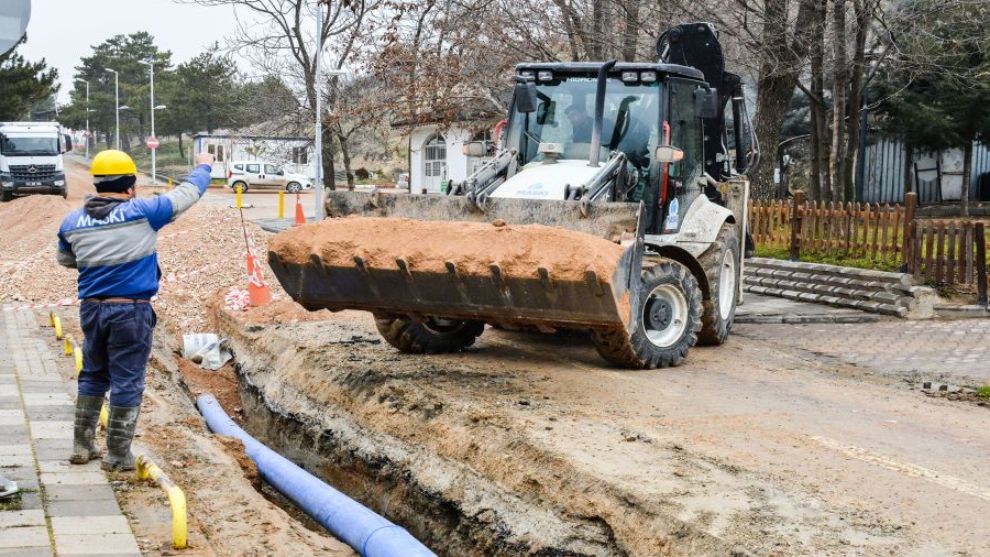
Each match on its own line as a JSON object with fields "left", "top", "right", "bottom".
{"left": 747, "top": 192, "right": 912, "bottom": 262}
{"left": 748, "top": 192, "right": 988, "bottom": 296}
{"left": 909, "top": 220, "right": 988, "bottom": 289}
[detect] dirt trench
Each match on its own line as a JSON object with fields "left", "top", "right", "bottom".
{"left": 217, "top": 304, "right": 937, "bottom": 556}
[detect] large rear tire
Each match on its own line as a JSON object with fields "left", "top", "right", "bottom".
{"left": 375, "top": 315, "right": 485, "bottom": 354}
{"left": 698, "top": 223, "right": 740, "bottom": 346}
{"left": 590, "top": 261, "right": 702, "bottom": 369}
{"left": 0, "top": 190, "right": 12, "bottom": 202}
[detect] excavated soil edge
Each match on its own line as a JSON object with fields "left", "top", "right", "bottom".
{"left": 218, "top": 308, "right": 742, "bottom": 557}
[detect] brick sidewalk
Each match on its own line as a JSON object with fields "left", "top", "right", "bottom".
{"left": 0, "top": 306, "right": 140, "bottom": 557}
{"left": 736, "top": 317, "right": 990, "bottom": 385}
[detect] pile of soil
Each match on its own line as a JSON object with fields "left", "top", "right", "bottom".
{"left": 270, "top": 217, "right": 626, "bottom": 282}
{"left": 0, "top": 157, "right": 282, "bottom": 332}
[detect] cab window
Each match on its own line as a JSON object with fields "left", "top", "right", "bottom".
{"left": 233, "top": 164, "right": 244, "bottom": 172}
{"left": 265, "top": 164, "right": 282, "bottom": 175}
{"left": 667, "top": 79, "right": 704, "bottom": 187}
{"left": 246, "top": 163, "right": 260, "bottom": 173}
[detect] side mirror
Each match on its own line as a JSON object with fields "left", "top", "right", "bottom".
{"left": 656, "top": 145, "right": 684, "bottom": 164}
{"left": 514, "top": 77, "right": 538, "bottom": 113}
{"left": 694, "top": 87, "right": 718, "bottom": 119}
{"left": 461, "top": 142, "right": 489, "bottom": 157}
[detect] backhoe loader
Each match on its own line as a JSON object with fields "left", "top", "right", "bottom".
{"left": 268, "top": 22, "right": 759, "bottom": 368}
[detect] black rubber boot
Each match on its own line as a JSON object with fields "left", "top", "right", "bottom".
{"left": 102, "top": 405, "right": 140, "bottom": 472}
{"left": 69, "top": 395, "right": 104, "bottom": 465}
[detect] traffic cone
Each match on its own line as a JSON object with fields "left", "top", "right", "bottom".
{"left": 293, "top": 193, "right": 306, "bottom": 226}
{"left": 246, "top": 252, "right": 272, "bottom": 306}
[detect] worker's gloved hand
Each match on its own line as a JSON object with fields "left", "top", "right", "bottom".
{"left": 195, "top": 153, "right": 216, "bottom": 167}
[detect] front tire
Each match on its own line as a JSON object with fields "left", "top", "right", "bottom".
{"left": 698, "top": 224, "right": 740, "bottom": 346}
{"left": 591, "top": 261, "right": 702, "bottom": 369}
{"left": 375, "top": 315, "right": 485, "bottom": 354}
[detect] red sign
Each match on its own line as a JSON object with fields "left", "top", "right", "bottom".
{"left": 146, "top": 136, "right": 159, "bottom": 150}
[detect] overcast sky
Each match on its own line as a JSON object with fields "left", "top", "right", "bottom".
{"left": 19, "top": 0, "right": 241, "bottom": 103}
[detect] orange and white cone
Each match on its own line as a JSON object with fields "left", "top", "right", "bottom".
{"left": 293, "top": 193, "right": 306, "bottom": 226}
{"left": 246, "top": 252, "right": 272, "bottom": 306}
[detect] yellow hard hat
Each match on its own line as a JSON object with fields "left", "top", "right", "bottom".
{"left": 90, "top": 150, "right": 137, "bottom": 177}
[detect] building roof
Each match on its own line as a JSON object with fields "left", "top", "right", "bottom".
{"left": 192, "top": 132, "right": 312, "bottom": 143}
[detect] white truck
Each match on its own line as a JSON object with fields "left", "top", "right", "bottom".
{"left": 0, "top": 122, "right": 73, "bottom": 202}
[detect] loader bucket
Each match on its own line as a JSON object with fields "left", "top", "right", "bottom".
{"left": 268, "top": 191, "right": 643, "bottom": 331}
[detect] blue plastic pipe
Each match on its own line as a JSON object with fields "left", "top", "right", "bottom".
{"left": 196, "top": 394, "right": 436, "bottom": 557}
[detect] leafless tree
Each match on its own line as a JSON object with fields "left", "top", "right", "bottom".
{"left": 178, "top": 0, "right": 380, "bottom": 190}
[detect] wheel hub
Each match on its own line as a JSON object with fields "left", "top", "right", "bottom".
{"left": 646, "top": 298, "right": 673, "bottom": 330}
{"left": 642, "top": 283, "right": 689, "bottom": 348}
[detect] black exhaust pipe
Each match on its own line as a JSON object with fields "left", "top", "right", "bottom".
{"left": 589, "top": 60, "right": 617, "bottom": 167}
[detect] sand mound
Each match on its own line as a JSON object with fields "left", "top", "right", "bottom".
{"left": 269, "top": 217, "right": 626, "bottom": 281}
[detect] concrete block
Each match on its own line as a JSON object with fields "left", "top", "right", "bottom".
{"left": 53, "top": 533, "right": 139, "bottom": 556}
{"left": 40, "top": 471, "right": 108, "bottom": 487}
{"left": 0, "top": 526, "right": 49, "bottom": 549}
{"left": 0, "top": 547, "right": 54, "bottom": 557}
{"left": 46, "top": 499, "right": 122, "bottom": 518}
{"left": 44, "top": 483, "right": 115, "bottom": 502}
{"left": 51, "top": 515, "right": 130, "bottom": 536}
{"left": 0, "top": 510, "right": 45, "bottom": 528}
{"left": 38, "top": 460, "right": 101, "bottom": 474}
{"left": 27, "top": 421, "right": 72, "bottom": 440}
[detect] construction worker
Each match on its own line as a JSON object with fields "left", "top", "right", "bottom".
{"left": 56, "top": 150, "right": 215, "bottom": 471}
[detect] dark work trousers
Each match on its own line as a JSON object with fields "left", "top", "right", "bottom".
{"left": 78, "top": 301, "right": 156, "bottom": 407}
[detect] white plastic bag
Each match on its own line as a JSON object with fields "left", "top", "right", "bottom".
{"left": 182, "top": 333, "right": 232, "bottom": 371}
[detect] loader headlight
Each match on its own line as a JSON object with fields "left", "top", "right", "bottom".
{"left": 519, "top": 71, "right": 535, "bottom": 79}
{"left": 537, "top": 70, "right": 553, "bottom": 81}
{"left": 621, "top": 71, "right": 639, "bottom": 83}
{"left": 640, "top": 71, "right": 657, "bottom": 83}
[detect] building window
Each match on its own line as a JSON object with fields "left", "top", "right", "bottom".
{"left": 467, "top": 129, "right": 494, "bottom": 175}
{"left": 292, "top": 146, "right": 308, "bottom": 165}
{"left": 423, "top": 135, "right": 447, "bottom": 179}
{"left": 216, "top": 144, "right": 225, "bottom": 162}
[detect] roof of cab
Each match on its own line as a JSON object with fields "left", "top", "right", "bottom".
{"left": 515, "top": 62, "right": 705, "bottom": 82}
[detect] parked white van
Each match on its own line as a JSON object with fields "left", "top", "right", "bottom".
{"left": 227, "top": 161, "right": 313, "bottom": 193}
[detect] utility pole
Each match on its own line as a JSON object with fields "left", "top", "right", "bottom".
{"left": 139, "top": 59, "right": 165, "bottom": 184}
{"left": 76, "top": 80, "right": 91, "bottom": 159}
{"left": 314, "top": 0, "right": 324, "bottom": 221}
{"left": 105, "top": 68, "right": 120, "bottom": 150}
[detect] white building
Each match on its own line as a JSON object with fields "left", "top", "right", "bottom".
{"left": 192, "top": 132, "right": 316, "bottom": 181}
{"left": 407, "top": 123, "right": 496, "bottom": 194}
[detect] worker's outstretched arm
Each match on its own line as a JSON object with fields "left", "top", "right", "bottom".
{"left": 141, "top": 153, "right": 216, "bottom": 230}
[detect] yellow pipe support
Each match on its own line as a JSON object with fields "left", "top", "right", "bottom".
{"left": 277, "top": 190, "right": 285, "bottom": 219}
{"left": 136, "top": 455, "right": 187, "bottom": 549}
{"left": 63, "top": 337, "right": 73, "bottom": 356}
{"left": 73, "top": 344, "right": 83, "bottom": 376}
{"left": 53, "top": 315, "right": 62, "bottom": 340}
{"left": 48, "top": 311, "right": 55, "bottom": 327}
{"left": 235, "top": 184, "right": 243, "bottom": 209}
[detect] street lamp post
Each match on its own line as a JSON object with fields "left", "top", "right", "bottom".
{"left": 76, "top": 81, "right": 91, "bottom": 159}
{"left": 139, "top": 59, "right": 162, "bottom": 184}
{"left": 105, "top": 68, "right": 120, "bottom": 149}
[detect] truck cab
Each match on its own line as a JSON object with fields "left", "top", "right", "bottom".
{"left": 0, "top": 122, "right": 72, "bottom": 202}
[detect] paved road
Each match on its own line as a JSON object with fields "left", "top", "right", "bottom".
{"left": 736, "top": 316, "right": 990, "bottom": 386}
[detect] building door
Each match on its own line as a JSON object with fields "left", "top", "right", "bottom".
{"left": 423, "top": 135, "right": 446, "bottom": 193}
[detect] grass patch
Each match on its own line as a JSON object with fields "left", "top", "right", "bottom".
{"left": 976, "top": 386, "right": 990, "bottom": 399}
{"left": 754, "top": 245, "right": 903, "bottom": 272}
{"left": 0, "top": 491, "right": 22, "bottom": 511}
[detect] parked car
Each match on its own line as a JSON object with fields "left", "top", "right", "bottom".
{"left": 227, "top": 161, "right": 312, "bottom": 193}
